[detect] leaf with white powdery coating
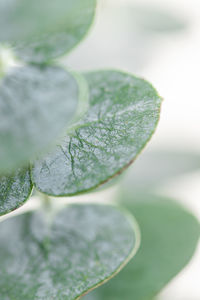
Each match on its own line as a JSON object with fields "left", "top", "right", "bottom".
{"left": 0, "top": 0, "right": 97, "bottom": 63}
{"left": 0, "top": 168, "right": 32, "bottom": 216}
{"left": 0, "top": 64, "right": 79, "bottom": 174}
{"left": 0, "top": 204, "right": 140, "bottom": 300}
{"left": 32, "top": 70, "right": 162, "bottom": 196}
{"left": 84, "top": 194, "right": 200, "bottom": 300}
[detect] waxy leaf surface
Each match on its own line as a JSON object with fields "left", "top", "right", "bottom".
{"left": 0, "top": 65, "right": 78, "bottom": 173}
{"left": 0, "top": 168, "right": 32, "bottom": 216}
{"left": 0, "top": 204, "right": 139, "bottom": 300}
{"left": 0, "top": 0, "right": 97, "bottom": 63}
{"left": 32, "top": 70, "right": 162, "bottom": 196}
{"left": 84, "top": 194, "right": 200, "bottom": 300}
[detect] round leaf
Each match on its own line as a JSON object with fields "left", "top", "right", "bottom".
{"left": 32, "top": 70, "right": 162, "bottom": 196}
{"left": 84, "top": 194, "right": 200, "bottom": 300}
{"left": 0, "top": 65, "right": 79, "bottom": 173}
{"left": 0, "top": 0, "right": 96, "bottom": 63}
{"left": 0, "top": 168, "right": 32, "bottom": 216}
{"left": 122, "top": 150, "right": 200, "bottom": 191}
{"left": 0, "top": 204, "right": 139, "bottom": 299}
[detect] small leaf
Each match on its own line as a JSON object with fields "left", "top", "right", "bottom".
{"left": 32, "top": 70, "right": 162, "bottom": 196}
{"left": 0, "top": 65, "right": 79, "bottom": 173}
{"left": 0, "top": 0, "right": 97, "bottom": 63}
{"left": 0, "top": 204, "right": 139, "bottom": 299}
{"left": 0, "top": 168, "right": 32, "bottom": 216}
{"left": 84, "top": 194, "right": 200, "bottom": 300}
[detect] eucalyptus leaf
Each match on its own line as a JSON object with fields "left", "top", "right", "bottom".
{"left": 134, "top": 5, "right": 187, "bottom": 33}
{"left": 69, "top": 71, "right": 90, "bottom": 126}
{"left": 0, "top": 168, "right": 32, "bottom": 216}
{"left": 0, "top": 0, "right": 97, "bottom": 63}
{"left": 122, "top": 149, "right": 200, "bottom": 192}
{"left": 32, "top": 70, "right": 162, "bottom": 196}
{"left": 84, "top": 194, "right": 200, "bottom": 300}
{"left": 0, "top": 64, "right": 79, "bottom": 173}
{"left": 0, "top": 204, "right": 139, "bottom": 300}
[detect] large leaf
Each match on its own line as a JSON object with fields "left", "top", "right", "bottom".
{"left": 84, "top": 194, "right": 200, "bottom": 300}
{"left": 0, "top": 64, "right": 79, "bottom": 173}
{"left": 0, "top": 204, "right": 139, "bottom": 300}
{"left": 32, "top": 70, "right": 162, "bottom": 196}
{"left": 122, "top": 149, "right": 200, "bottom": 192}
{"left": 0, "top": 0, "right": 97, "bottom": 63}
{"left": 0, "top": 168, "right": 32, "bottom": 216}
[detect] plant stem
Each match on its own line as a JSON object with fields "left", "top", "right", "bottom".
{"left": 39, "top": 193, "right": 55, "bottom": 226}
{"left": 40, "top": 193, "right": 53, "bottom": 212}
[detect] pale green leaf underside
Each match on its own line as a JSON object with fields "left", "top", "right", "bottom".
{"left": 0, "top": 204, "right": 139, "bottom": 300}
{"left": 0, "top": 168, "right": 32, "bottom": 216}
{"left": 32, "top": 70, "right": 162, "bottom": 196}
{"left": 0, "top": 65, "right": 79, "bottom": 174}
{"left": 0, "top": 0, "right": 96, "bottom": 63}
{"left": 84, "top": 194, "right": 200, "bottom": 300}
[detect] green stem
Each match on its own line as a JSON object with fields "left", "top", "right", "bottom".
{"left": 39, "top": 193, "right": 53, "bottom": 213}
{"left": 39, "top": 193, "right": 55, "bottom": 227}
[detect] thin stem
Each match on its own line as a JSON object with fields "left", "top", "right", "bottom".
{"left": 38, "top": 192, "right": 55, "bottom": 226}
{"left": 41, "top": 193, "right": 52, "bottom": 210}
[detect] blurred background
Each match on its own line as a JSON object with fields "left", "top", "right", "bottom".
{"left": 64, "top": 0, "right": 200, "bottom": 299}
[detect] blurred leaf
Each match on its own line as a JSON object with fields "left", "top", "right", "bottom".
{"left": 122, "top": 150, "right": 200, "bottom": 191}
{"left": 0, "top": 204, "right": 139, "bottom": 299}
{"left": 32, "top": 70, "right": 162, "bottom": 196}
{"left": 0, "top": 0, "right": 96, "bottom": 63}
{"left": 66, "top": 3, "right": 188, "bottom": 73}
{"left": 84, "top": 194, "right": 200, "bottom": 300}
{"left": 106, "top": 4, "right": 187, "bottom": 35}
{"left": 133, "top": 5, "right": 187, "bottom": 33}
{"left": 0, "top": 65, "right": 79, "bottom": 174}
{"left": 69, "top": 71, "right": 89, "bottom": 126}
{"left": 0, "top": 168, "right": 32, "bottom": 216}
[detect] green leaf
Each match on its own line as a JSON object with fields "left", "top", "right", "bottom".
{"left": 0, "top": 64, "right": 79, "bottom": 174}
{"left": 32, "top": 70, "right": 162, "bottom": 196}
{"left": 133, "top": 4, "right": 187, "bottom": 33}
{"left": 84, "top": 194, "right": 200, "bottom": 300}
{"left": 0, "top": 168, "right": 32, "bottom": 216}
{"left": 69, "top": 71, "right": 90, "bottom": 126}
{"left": 0, "top": 0, "right": 96, "bottom": 63}
{"left": 122, "top": 150, "right": 200, "bottom": 192}
{"left": 0, "top": 204, "right": 139, "bottom": 300}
